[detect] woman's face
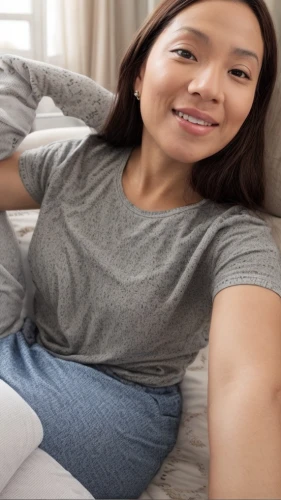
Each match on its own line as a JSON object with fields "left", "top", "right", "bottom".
{"left": 135, "top": 0, "right": 264, "bottom": 165}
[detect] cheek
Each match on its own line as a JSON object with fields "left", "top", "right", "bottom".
{"left": 218, "top": 93, "right": 255, "bottom": 151}
{"left": 140, "top": 79, "right": 168, "bottom": 124}
{"left": 228, "top": 92, "right": 256, "bottom": 131}
{"left": 141, "top": 57, "right": 175, "bottom": 104}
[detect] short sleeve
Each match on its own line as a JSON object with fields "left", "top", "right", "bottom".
{"left": 18, "top": 138, "right": 83, "bottom": 205}
{"left": 210, "top": 206, "right": 281, "bottom": 302}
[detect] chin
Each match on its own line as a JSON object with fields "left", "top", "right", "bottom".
{"left": 167, "top": 150, "right": 210, "bottom": 165}
{"left": 162, "top": 142, "right": 213, "bottom": 164}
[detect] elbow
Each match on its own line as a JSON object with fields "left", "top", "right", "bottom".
{"left": 208, "top": 376, "right": 281, "bottom": 437}
{"left": 210, "top": 373, "right": 281, "bottom": 407}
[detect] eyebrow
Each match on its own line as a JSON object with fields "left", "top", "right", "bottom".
{"left": 176, "top": 27, "right": 260, "bottom": 66}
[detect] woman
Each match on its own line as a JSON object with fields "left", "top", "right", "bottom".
{"left": 1, "top": 0, "right": 281, "bottom": 498}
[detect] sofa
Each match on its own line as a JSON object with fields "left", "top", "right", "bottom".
{"left": 1, "top": 122, "right": 281, "bottom": 500}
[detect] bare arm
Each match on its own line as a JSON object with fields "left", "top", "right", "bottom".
{"left": 0, "top": 153, "right": 40, "bottom": 210}
{"left": 208, "top": 284, "right": 281, "bottom": 499}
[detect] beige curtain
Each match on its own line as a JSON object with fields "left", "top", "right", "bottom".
{"left": 265, "top": 0, "right": 281, "bottom": 41}
{"left": 47, "top": 0, "right": 162, "bottom": 92}
{"left": 265, "top": 0, "right": 281, "bottom": 68}
{"left": 40, "top": 0, "right": 279, "bottom": 114}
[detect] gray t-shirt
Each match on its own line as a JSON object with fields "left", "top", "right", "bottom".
{"left": 19, "top": 133, "right": 281, "bottom": 387}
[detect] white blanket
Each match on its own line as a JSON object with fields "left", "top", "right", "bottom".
{"left": 0, "top": 381, "right": 43, "bottom": 492}
{"left": 0, "top": 381, "right": 94, "bottom": 499}
{"left": 0, "top": 447, "right": 95, "bottom": 500}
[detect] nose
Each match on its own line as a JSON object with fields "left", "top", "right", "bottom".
{"left": 187, "top": 65, "right": 225, "bottom": 103}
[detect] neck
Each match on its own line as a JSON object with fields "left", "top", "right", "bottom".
{"left": 123, "top": 133, "right": 203, "bottom": 210}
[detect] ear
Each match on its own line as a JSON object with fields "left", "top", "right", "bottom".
{"left": 134, "top": 61, "right": 147, "bottom": 95}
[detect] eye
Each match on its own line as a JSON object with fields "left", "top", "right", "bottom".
{"left": 171, "top": 49, "right": 197, "bottom": 61}
{"left": 229, "top": 69, "right": 250, "bottom": 80}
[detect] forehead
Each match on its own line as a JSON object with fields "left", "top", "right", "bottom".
{"left": 154, "top": 0, "right": 264, "bottom": 59}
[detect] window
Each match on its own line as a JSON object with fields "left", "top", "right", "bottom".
{"left": 0, "top": 0, "right": 46, "bottom": 60}
{"left": 0, "top": 0, "right": 62, "bottom": 64}
{"left": 0, "top": 0, "right": 66, "bottom": 119}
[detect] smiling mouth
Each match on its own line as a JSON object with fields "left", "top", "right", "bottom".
{"left": 173, "top": 110, "right": 218, "bottom": 127}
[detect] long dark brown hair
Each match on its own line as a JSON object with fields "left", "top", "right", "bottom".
{"left": 99, "top": 0, "right": 278, "bottom": 211}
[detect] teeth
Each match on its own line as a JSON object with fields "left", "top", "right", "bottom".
{"left": 177, "top": 111, "right": 212, "bottom": 127}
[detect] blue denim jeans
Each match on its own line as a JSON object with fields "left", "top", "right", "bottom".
{"left": 0, "top": 318, "right": 182, "bottom": 499}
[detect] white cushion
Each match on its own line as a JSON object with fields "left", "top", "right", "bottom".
{"left": 0, "top": 381, "right": 43, "bottom": 492}
{"left": 0, "top": 381, "right": 94, "bottom": 499}
{"left": 0, "top": 448, "right": 94, "bottom": 500}
{"left": 17, "top": 126, "right": 92, "bottom": 152}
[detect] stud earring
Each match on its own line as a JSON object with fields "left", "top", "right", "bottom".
{"left": 134, "top": 90, "right": 141, "bottom": 101}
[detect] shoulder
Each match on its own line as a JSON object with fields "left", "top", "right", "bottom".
{"left": 204, "top": 203, "right": 281, "bottom": 302}
{"left": 207, "top": 203, "right": 276, "bottom": 247}
{"left": 207, "top": 202, "right": 270, "bottom": 228}
{"left": 20, "top": 132, "right": 128, "bottom": 171}
{"left": 201, "top": 202, "right": 277, "bottom": 267}
{"left": 51, "top": 132, "right": 130, "bottom": 165}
